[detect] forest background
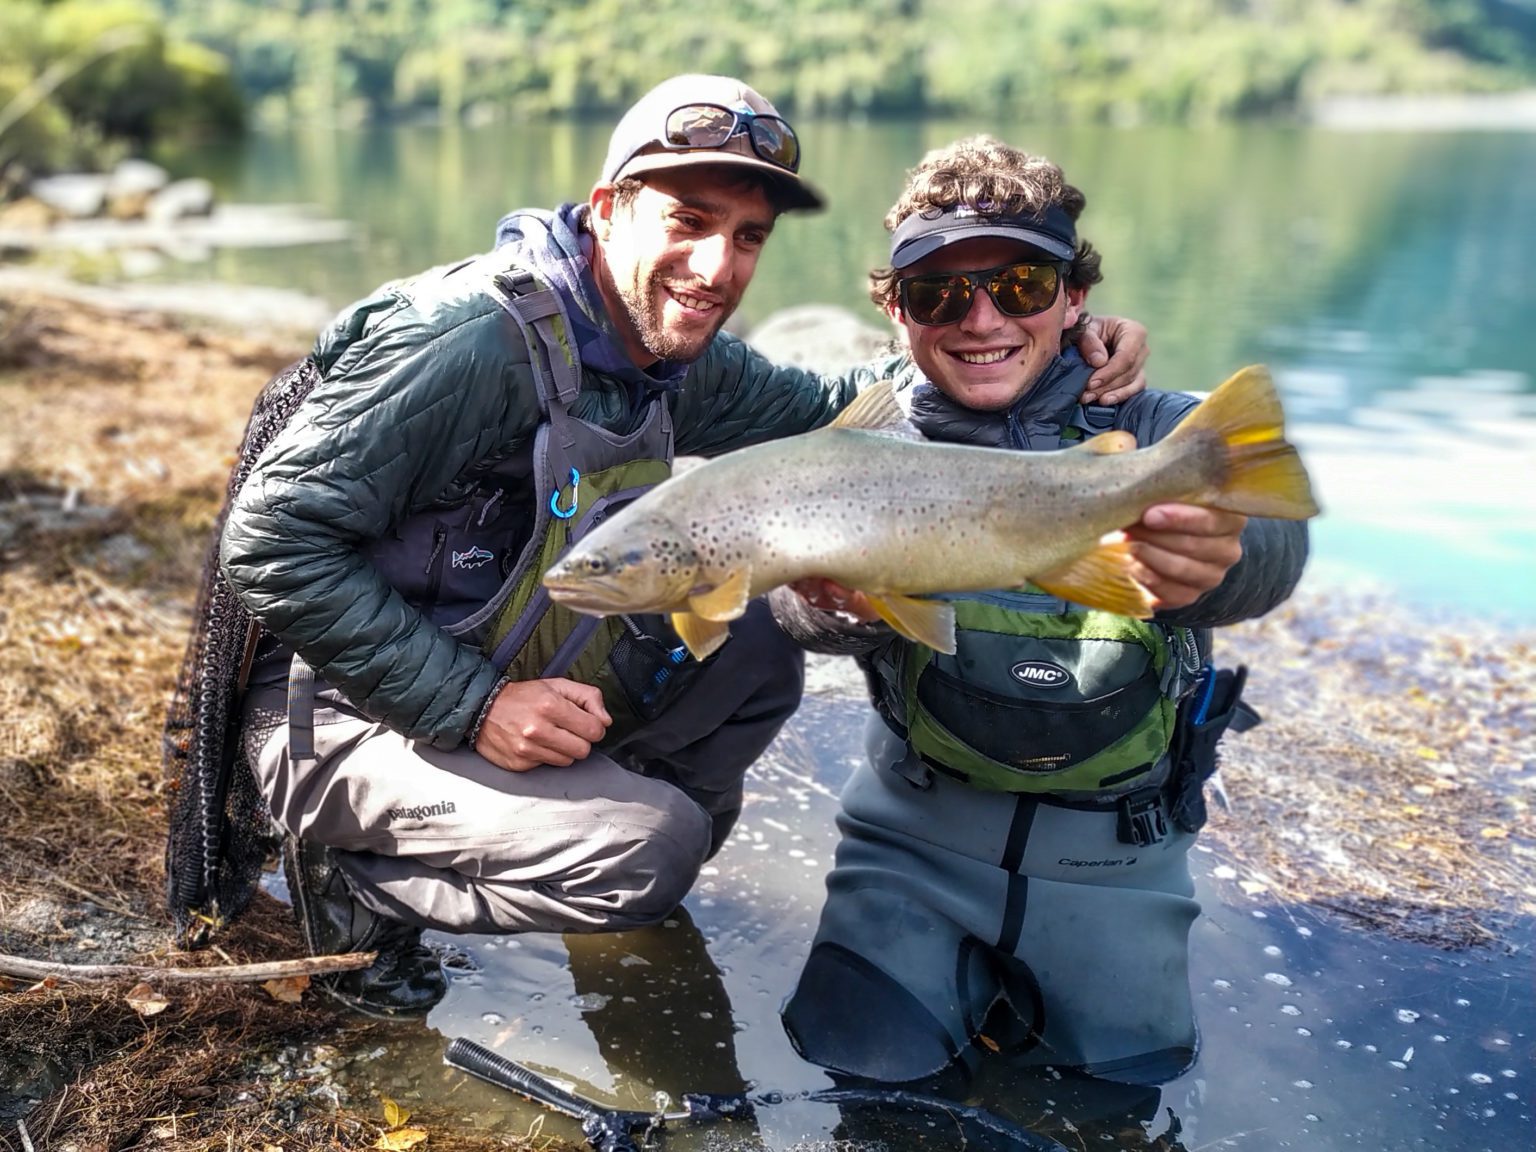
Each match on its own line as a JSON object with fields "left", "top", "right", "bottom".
{"left": 4, "top": 0, "right": 1536, "bottom": 180}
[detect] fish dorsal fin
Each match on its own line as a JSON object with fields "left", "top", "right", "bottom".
{"left": 671, "top": 612, "right": 731, "bottom": 661}
{"left": 1073, "top": 429, "right": 1138, "bottom": 455}
{"left": 829, "top": 380, "right": 914, "bottom": 434}
{"left": 867, "top": 592, "right": 957, "bottom": 655}
{"left": 1032, "top": 534, "right": 1156, "bottom": 619}
{"left": 688, "top": 567, "right": 753, "bottom": 622}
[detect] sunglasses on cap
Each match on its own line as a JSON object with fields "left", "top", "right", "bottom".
{"left": 662, "top": 103, "right": 802, "bottom": 173}
{"left": 898, "top": 261, "right": 1068, "bottom": 327}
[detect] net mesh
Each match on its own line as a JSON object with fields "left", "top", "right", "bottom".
{"left": 162, "top": 357, "right": 322, "bottom": 949}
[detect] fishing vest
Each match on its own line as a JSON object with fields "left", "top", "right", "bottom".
{"left": 873, "top": 413, "right": 1203, "bottom": 799}
{"left": 285, "top": 265, "right": 678, "bottom": 756}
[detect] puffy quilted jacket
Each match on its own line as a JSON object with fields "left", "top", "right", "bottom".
{"left": 220, "top": 247, "right": 857, "bottom": 750}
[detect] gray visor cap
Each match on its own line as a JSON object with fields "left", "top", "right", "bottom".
{"left": 890, "top": 205, "right": 1077, "bottom": 268}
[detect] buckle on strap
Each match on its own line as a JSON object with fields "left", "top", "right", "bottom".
{"left": 1116, "top": 788, "right": 1167, "bottom": 847}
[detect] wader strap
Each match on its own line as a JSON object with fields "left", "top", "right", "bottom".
{"left": 286, "top": 654, "right": 317, "bottom": 764}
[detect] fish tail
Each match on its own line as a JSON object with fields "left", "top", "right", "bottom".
{"left": 1168, "top": 364, "right": 1320, "bottom": 520}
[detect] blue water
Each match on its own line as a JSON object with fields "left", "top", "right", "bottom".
{"left": 149, "top": 120, "right": 1536, "bottom": 622}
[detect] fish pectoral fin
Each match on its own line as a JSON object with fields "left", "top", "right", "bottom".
{"left": 687, "top": 567, "right": 753, "bottom": 622}
{"left": 867, "top": 593, "right": 957, "bottom": 655}
{"left": 1032, "top": 534, "right": 1156, "bottom": 619}
{"left": 671, "top": 612, "right": 731, "bottom": 661}
{"left": 1072, "top": 429, "right": 1138, "bottom": 454}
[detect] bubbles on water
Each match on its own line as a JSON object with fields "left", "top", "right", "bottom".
{"left": 1304, "top": 1114, "right": 1320, "bottom": 1122}
{"left": 480, "top": 1012, "right": 504, "bottom": 1026}
{"left": 1212, "top": 978, "right": 1232, "bottom": 989}
{"left": 1390, "top": 1061, "right": 1408, "bottom": 1070}
{"left": 1296, "top": 925, "right": 1313, "bottom": 937}
{"left": 1469, "top": 1073, "right": 1494, "bottom": 1085}
{"left": 571, "top": 993, "right": 611, "bottom": 1011}
{"left": 1455, "top": 998, "right": 1471, "bottom": 1007}
{"left": 1335, "top": 1040, "right": 1352, "bottom": 1049}
{"left": 1214, "top": 864, "right": 1237, "bottom": 879}
{"left": 1264, "top": 945, "right": 1283, "bottom": 957}
{"left": 1433, "top": 1034, "right": 1449, "bottom": 1043}
{"left": 1252, "top": 910, "right": 1269, "bottom": 919}
{"left": 1281, "top": 1004, "right": 1301, "bottom": 1016}
{"left": 1395, "top": 1009, "right": 1421, "bottom": 1024}
{"left": 1264, "top": 972, "right": 1293, "bottom": 987}
{"left": 1501, "top": 1069, "right": 1518, "bottom": 1079}
{"left": 1297, "top": 1028, "right": 1312, "bottom": 1037}
{"left": 1294, "top": 1079, "right": 1314, "bottom": 1089}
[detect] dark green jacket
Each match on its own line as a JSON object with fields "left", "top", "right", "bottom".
{"left": 220, "top": 249, "right": 856, "bottom": 749}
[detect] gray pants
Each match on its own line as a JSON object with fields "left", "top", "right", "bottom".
{"left": 782, "top": 715, "right": 1200, "bottom": 1087}
{"left": 245, "top": 600, "right": 803, "bottom": 936}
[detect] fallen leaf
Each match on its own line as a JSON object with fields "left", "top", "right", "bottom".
{"left": 1415, "top": 746, "right": 1439, "bottom": 760}
{"left": 975, "top": 1033, "right": 1000, "bottom": 1053}
{"left": 383, "top": 1098, "right": 412, "bottom": 1128}
{"left": 374, "top": 1127, "right": 428, "bottom": 1150}
{"left": 1480, "top": 826, "right": 1509, "bottom": 840}
{"left": 262, "top": 974, "right": 310, "bottom": 1003}
{"left": 125, "top": 981, "right": 170, "bottom": 1017}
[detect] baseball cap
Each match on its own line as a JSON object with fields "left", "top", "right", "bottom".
{"left": 890, "top": 202, "right": 1078, "bottom": 268}
{"left": 600, "top": 74, "right": 825, "bottom": 212}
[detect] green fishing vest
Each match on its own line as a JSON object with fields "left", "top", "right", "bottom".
{"left": 877, "top": 415, "right": 1202, "bottom": 797}
{"left": 447, "top": 268, "right": 676, "bottom": 743}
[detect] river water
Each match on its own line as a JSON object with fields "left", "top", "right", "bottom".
{"left": 180, "top": 117, "right": 1532, "bottom": 1148}
{"left": 155, "top": 117, "right": 1536, "bottom": 627}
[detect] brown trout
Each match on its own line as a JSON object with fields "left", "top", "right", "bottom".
{"left": 542, "top": 365, "right": 1320, "bottom": 659}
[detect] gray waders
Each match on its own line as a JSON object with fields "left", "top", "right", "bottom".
{"left": 782, "top": 714, "right": 1200, "bottom": 1088}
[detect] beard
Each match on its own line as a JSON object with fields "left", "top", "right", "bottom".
{"left": 615, "top": 266, "right": 733, "bottom": 364}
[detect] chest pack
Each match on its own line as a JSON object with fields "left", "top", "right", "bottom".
{"left": 876, "top": 412, "right": 1202, "bottom": 798}
{"left": 165, "top": 261, "right": 675, "bottom": 947}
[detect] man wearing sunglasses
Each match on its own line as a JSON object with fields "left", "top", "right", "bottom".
{"left": 777, "top": 136, "right": 1310, "bottom": 1091}
{"left": 196, "top": 80, "right": 1149, "bottom": 1019}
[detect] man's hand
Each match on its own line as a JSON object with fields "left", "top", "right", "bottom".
{"left": 1125, "top": 504, "right": 1247, "bottom": 611}
{"left": 474, "top": 678, "right": 612, "bottom": 772}
{"left": 1076, "top": 315, "right": 1150, "bottom": 405}
{"left": 791, "top": 578, "right": 882, "bottom": 623}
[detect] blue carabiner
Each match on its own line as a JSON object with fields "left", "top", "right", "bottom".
{"left": 550, "top": 467, "right": 580, "bottom": 519}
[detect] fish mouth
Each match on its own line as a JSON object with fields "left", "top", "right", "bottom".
{"left": 542, "top": 577, "right": 629, "bottom": 614}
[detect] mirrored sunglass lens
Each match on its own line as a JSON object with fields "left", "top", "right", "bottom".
{"left": 750, "top": 119, "right": 799, "bottom": 169}
{"left": 666, "top": 105, "right": 735, "bottom": 147}
{"left": 906, "top": 276, "right": 972, "bottom": 324}
{"left": 990, "top": 265, "right": 1059, "bottom": 316}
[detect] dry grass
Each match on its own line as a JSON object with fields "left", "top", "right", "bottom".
{"left": 0, "top": 291, "right": 553, "bottom": 1152}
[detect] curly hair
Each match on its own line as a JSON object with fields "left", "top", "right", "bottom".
{"left": 869, "top": 135, "right": 1103, "bottom": 340}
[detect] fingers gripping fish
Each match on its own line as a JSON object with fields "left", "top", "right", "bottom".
{"left": 542, "top": 366, "right": 1320, "bottom": 660}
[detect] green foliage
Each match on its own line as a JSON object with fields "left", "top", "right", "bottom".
{"left": 77, "top": 0, "right": 1536, "bottom": 128}
{"left": 0, "top": 0, "right": 243, "bottom": 176}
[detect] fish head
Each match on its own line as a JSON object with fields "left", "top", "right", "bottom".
{"left": 542, "top": 512, "right": 701, "bottom": 615}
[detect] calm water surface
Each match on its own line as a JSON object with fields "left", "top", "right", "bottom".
{"left": 154, "top": 119, "right": 1536, "bottom": 625}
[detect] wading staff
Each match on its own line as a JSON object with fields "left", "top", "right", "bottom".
{"left": 444, "top": 1036, "right": 1071, "bottom": 1152}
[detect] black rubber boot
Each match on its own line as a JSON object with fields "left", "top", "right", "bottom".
{"left": 282, "top": 837, "right": 447, "bottom": 1019}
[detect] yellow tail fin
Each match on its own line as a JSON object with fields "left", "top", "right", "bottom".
{"left": 1168, "top": 364, "right": 1321, "bottom": 520}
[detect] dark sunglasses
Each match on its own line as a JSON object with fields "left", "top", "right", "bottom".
{"left": 899, "top": 261, "right": 1068, "bottom": 327}
{"left": 662, "top": 102, "right": 802, "bottom": 173}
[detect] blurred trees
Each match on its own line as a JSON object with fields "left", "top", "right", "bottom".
{"left": 0, "top": 0, "right": 242, "bottom": 180}
{"left": 147, "top": 0, "right": 1536, "bottom": 127}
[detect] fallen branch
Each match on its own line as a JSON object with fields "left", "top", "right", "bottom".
{"left": 0, "top": 950, "right": 375, "bottom": 984}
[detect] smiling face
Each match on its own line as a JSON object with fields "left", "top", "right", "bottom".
{"left": 590, "top": 167, "right": 776, "bottom": 366}
{"left": 892, "top": 236, "right": 1087, "bottom": 412}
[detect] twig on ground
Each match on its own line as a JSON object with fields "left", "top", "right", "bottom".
{"left": 0, "top": 951, "right": 375, "bottom": 984}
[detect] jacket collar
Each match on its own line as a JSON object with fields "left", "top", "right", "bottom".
{"left": 904, "top": 349, "right": 1094, "bottom": 449}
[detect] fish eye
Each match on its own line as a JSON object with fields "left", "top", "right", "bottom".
{"left": 582, "top": 556, "right": 608, "bottom": 574}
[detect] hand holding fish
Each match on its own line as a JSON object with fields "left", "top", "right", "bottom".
{"left": 474, "top": 678, "right": 612, "bottom": 772}
{"left": 790, "top": 577, "right": 882, "bottom": 623}
{"left": 1079, "top": 314, "right": 1149, "bottom": 406}
{"left": 1125, "top": 504, "right": 1249, "bottom": 610}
